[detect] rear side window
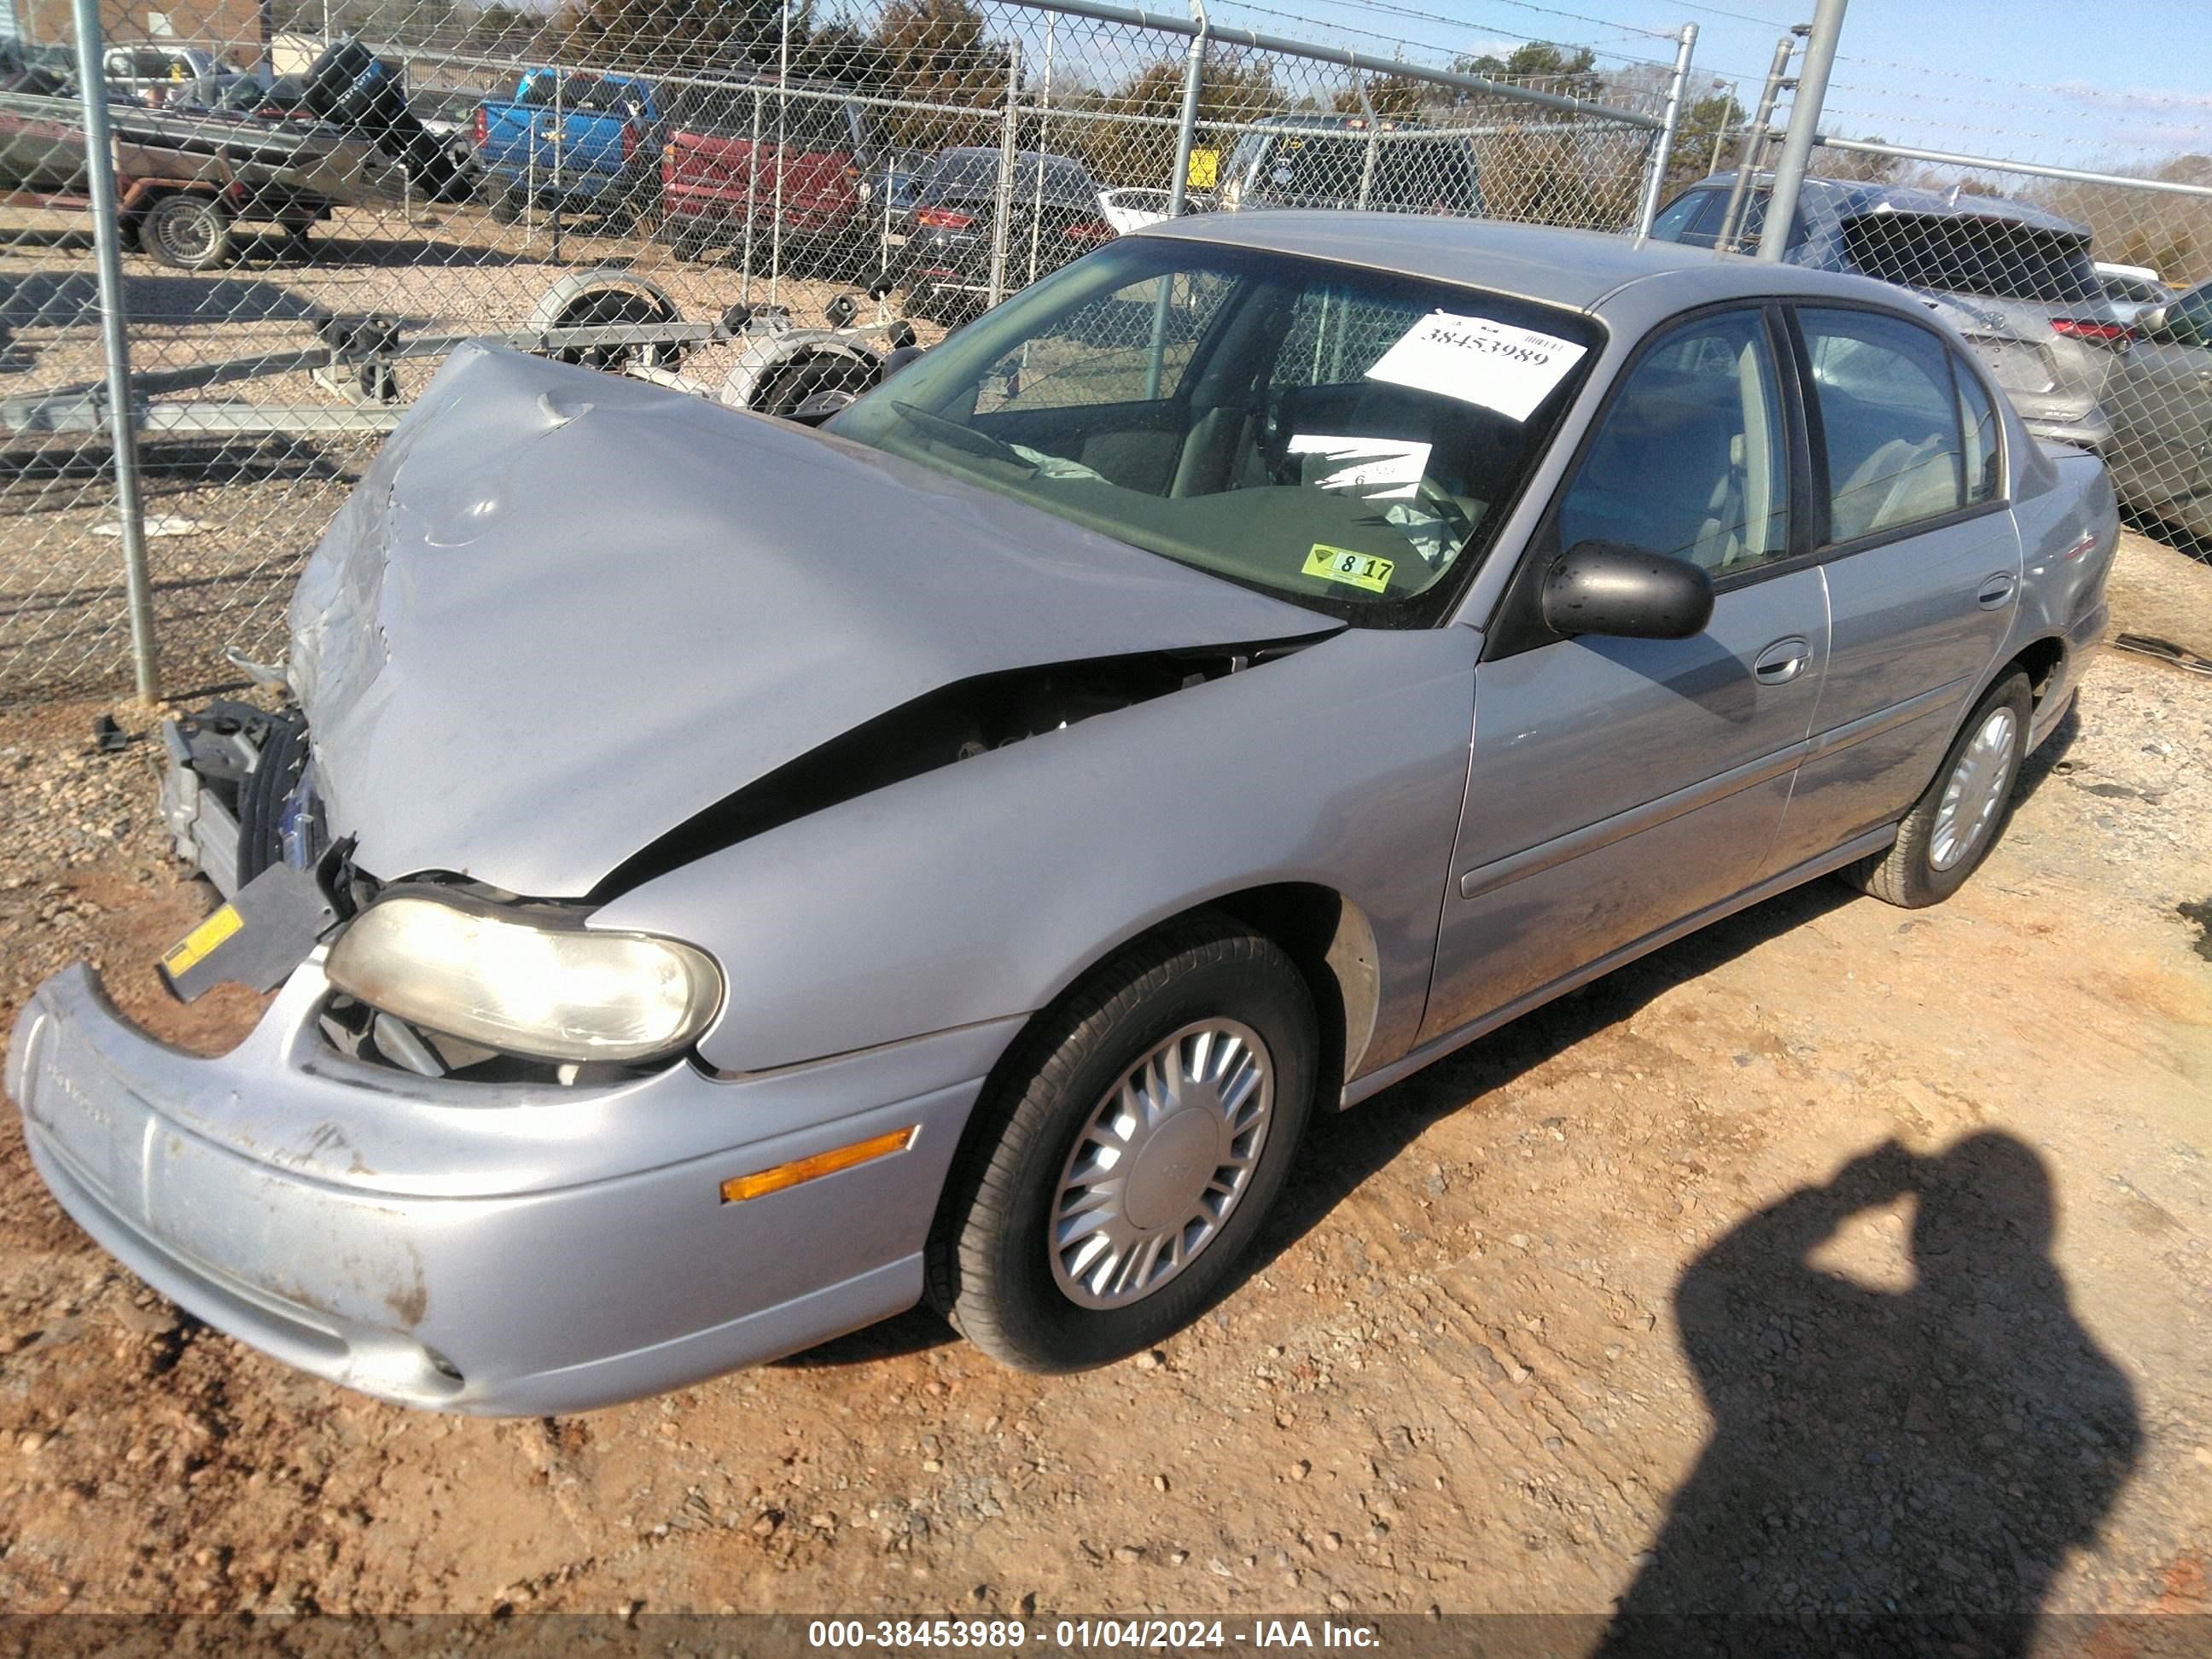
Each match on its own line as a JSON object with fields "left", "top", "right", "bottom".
{"left": 1557, "top": 308, "right": 1790, "bottom": 574}
{"left": 1956, "top": 358, "right": 2000, "bottom": 504}
{"left": 1840, "top": 212, "right": 2100, "bottom": 305}
{"left": 1800, "top": 307, "right": 1967, "bottom": 541}
{"left": 1649, "top": 189, "right": 1725, "bottom": 247}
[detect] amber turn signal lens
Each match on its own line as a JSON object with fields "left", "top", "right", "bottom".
{"left": 719, "top": 1126, "right": 918, "bottom": 1204}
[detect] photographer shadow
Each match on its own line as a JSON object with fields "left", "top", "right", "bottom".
{"left": 1599, "top": 1132, "right": 2139, "bottom": 1656}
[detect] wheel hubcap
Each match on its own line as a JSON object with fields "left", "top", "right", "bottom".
{"left": 1049, "top": 1019, "right": 1273, "bottom": 1310}
{"left": 1930, "top": 706, "right": 2018, "bottom": 871}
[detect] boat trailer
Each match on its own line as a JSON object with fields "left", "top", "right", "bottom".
{"left": 0, "top": 267, "right": 919, "bottom": 439}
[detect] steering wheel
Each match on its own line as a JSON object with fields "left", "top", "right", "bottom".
{"left": 888, "top": 402, "right": 1037, "bottom": 473}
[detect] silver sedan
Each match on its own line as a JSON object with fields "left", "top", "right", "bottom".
{"left": 7, "top": 215, "right": 2117, "bottom": 1414}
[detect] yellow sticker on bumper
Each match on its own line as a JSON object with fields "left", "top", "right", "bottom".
{"left": 160, "top": 904, "right": 242, "bottom": 976}
{"left": 1303, "top": 544, "right": 1394, "bottom": 594}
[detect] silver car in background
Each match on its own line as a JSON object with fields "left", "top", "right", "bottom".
{"left": 1650, "top": 174, "right": 2124, "bottom": 451}
{"left": 7, "top": 217, "right": 2116, "bottom": 1416}
{"left": 2104, "top": 276, "right": 2212, "bottom": 539}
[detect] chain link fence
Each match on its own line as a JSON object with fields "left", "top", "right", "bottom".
{"left": 18, "top": 2, "right": 2212, "bottom": 708}
{"left": 1, "top": 0, "right": 1680, "bottom": 704}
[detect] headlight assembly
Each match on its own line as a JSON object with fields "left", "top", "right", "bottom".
{"left": 324, "top": 893, "right": 724, "bottom": 1064}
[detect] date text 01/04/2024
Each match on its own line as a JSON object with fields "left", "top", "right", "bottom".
{"left": 805, "top": 1619, "right": 1383, "bottom": 1650}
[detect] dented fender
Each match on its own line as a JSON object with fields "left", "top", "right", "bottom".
{"left": 592, "top": 626, "right": 1481, "bottom": 1082}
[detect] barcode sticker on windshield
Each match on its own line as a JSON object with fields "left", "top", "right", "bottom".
{"left": 1365, "top": 312, "right": 1586, "bottom": 422}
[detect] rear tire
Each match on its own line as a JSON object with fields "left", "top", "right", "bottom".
{"left": 928, "top": 917, "right": 1316, "bottom": 1373}
{"left": 138, "top": 194, "right": 230, "bottom": 271}
{"left": 1842, "top": 672, "right": 2031, "bottom": 908}
{"left": 486, "top": 183, "right": 522, "bottom": 224}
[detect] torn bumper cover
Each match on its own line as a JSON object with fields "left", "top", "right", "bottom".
{"left": 5, "top": 962, "right": 1014, "bottom": 1414}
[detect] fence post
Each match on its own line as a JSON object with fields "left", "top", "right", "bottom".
{"left": 771, "top": 3, "right": 791, "bottom": 306}
{"left": 69, "top": 0, "right": 159, "bottom": 701}
{"left": 1164, "top": 0, "right": 1208, "bottom": 218}
{"left": 1633, "top": 23, "right": 1697, "bottom": 238}
{"left": 988, "top": 40, "right": 1021, "bottom": 308}
{"left": 741, "top": 86, "right": 761, "bottom": 305}
{"left": 1353, "top": 74, "right": 1378, "bottom": 211}
{"left": 1028, "top": 17, "right": 1057, "bottom": 286}
{"left": 1758, "top": 0, "right": 1846, "bottom": 262}
{"left": 1719, "top": 31, "right": 1799, "bottom": 253}
{"left": 550, "top": 70, "right": 564, "bottom": 264}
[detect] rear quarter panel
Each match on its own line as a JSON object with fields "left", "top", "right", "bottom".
{"left": 2011, "top": 441, "right": 2118, "bottom": 730}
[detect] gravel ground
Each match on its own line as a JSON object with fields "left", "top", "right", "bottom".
{"left": 0, "top": 531, "right": 2205, "bottom": 1628}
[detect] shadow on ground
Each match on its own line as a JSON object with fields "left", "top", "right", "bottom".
{"left": 1592, "top": 1132, "right": 2139, "bottom": 1653}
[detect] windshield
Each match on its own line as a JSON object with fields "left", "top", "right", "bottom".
{"left": 830, "top": 238, "right": 1598, "bottom": 623}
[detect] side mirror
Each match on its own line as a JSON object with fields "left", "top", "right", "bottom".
{"left": 1541, "top": 540, "right": 1714, "bottom": 641}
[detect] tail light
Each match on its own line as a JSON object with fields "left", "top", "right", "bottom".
{"left": 2051, "top": 317, "right": 2132, "bottom": 346}
{"left": 1062, "top": 218, "right": 1114, "bottom": 243}
{"left": 472, "top": 106, "right": 486, "bottom": 146}
{"left": 621, "top": 122, "right": 637, "bottom": 162}
{"left": 915, "top": 207, "right": 974, "bottom": 230}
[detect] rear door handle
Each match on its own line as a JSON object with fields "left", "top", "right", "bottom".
{"left": 1977, "top": 572, "right": 2018, "bottom": 609}
{"left": 1753, "top": 636, "right": 1812, "bottom": 685}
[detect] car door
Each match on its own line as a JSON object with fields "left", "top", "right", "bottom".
{"left": 1421, "top": 304, "right": 1830, "bottom": 1044}
{"left": 1766, "top": 304, "right": 2023, "bottom": 870}
{"left": 2104, "top": 281, "right": 2212, "bottom": 516}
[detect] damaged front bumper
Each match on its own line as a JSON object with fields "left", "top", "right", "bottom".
{"left": 5, "top": 960, "right": 1013, "bottom": 1414}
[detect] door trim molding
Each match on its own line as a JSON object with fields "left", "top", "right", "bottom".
{"left": 1458, "top": 739, "right": 1808, "bottom": 900}
{"left": 1348, "top": 823, "right": 1900, "bottom": 1108}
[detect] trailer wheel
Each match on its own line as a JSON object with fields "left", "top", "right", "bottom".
{"left": 528, "top": 271, "right": 687, "bottom": 374}
{"left": 139, "top": 195, "right": 231, "bottom": 271}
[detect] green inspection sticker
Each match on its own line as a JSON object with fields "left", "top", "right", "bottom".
{"left": 1302, "top": 544, "right": 1394, "bottom": 594}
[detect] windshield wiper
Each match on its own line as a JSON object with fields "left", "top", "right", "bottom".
{"left": 888, "top": 402, "right": 1038, "bottom": 474}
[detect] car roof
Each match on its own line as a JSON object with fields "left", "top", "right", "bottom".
{"left": 1137, "top": 211, "right": 1914, "bottom": 313}
{"left": 1697, "top": 171, "right": 2092, "bottom": 238}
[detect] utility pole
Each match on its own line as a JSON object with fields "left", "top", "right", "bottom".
{"left": 1633, "top": 22, "right": 1699, "bottom": 240}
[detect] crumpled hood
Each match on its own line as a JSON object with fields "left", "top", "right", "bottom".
{"left": 290, "top": 343, "right": 1336, "bottom": 897}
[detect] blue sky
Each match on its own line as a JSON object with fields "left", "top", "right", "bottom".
{"left": 1197, "top": 0, "right": 2212, "bottom": 168}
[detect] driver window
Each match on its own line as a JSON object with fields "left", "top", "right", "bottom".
{"left": 1556, "top": 309, "right": 1791, "bottom": 574}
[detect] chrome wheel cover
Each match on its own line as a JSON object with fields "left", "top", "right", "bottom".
{"left": 1050, "top": 1019, "right": 1274, "bottom": 1311}
{"left": 1930, "top": 706, "right": 2018, "bottom": 871}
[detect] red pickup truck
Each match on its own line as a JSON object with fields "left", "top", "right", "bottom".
{"left": 659, "top": 75, "right": 873, "bottom": 268}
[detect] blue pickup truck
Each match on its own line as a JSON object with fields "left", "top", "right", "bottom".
{"left": 474, "top": 67, "right": 661, "bottom": 227}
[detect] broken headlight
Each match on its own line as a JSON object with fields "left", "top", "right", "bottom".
{"left": 324, "top": 893, "right": 724, "bottom": 1064}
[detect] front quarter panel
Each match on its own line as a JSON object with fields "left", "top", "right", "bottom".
{"left": 592, "top": 627, "right": 1481, "bottom": 1082}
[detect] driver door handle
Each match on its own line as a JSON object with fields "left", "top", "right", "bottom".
{"left": 1977, "top": 572, "right": 2018, "bottom": 609}
{"left": 1753, "top": 636, "right": 1812, "bottom": 685}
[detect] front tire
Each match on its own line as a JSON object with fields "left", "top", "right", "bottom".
{"left": 928, "top": 917, "right": 1316, "bottom": 1373}
{"left": 1842, "top": 671, "right": 2031, "bottom": 908}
